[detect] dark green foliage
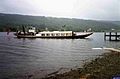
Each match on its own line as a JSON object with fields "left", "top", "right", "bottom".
{"left": 0, "top": 13, "right": 120, "bottom": 32}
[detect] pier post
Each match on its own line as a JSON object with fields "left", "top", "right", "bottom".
{"left": 115, "top": 32, "right": 117, "bottom": 41}
{"left": 104, "top": 32, "right": 106, "bottom": 40}
{"left": 104, "top": 32, "right": 119, "bottom": 41}
{"left": 109, "top": 32, "right": 111, "bottom": 41}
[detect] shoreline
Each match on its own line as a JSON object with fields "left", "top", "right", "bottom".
{"left": 42, "top": 50, "right": 120, "bottom": 79}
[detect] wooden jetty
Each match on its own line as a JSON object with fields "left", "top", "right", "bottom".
{"left": 104, "top": 32, "right": 120, "bottom": 41}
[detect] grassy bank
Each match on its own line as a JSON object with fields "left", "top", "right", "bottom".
{"left": 42, "top": 51, "right": 120, "bottom": 79}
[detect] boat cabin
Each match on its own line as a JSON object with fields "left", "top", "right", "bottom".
{"left": 36, "top": 31, "right": 73, "bottom": 37}
{"left": 28, "top": 27, "right": 36, "bottom": 33}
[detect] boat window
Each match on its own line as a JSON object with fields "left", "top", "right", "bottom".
{"left": 66, "top": 33, "right": 68, "bottom": 36}
{"left": 70, "top": 33, "right": 72, "bottom": 36}
{"left": 51, "top": 34, "right": 54, "bottom": 36}
{"left": 58, "top": 33, "right": 60, "bottom": 36}
{"left": 46, "top": 34, "right": 50, "bottom": 36}
{"left": 61, "top": 33, "right": 65, "bottom": 36}
{"left": 41, "top": 34, "right": 45, "bottom": 36}
{"left": 56, "top": 33, "right": 60, "bottom": 36}
{"left": 67, "top": 33, "right": 72, "bottom": 36}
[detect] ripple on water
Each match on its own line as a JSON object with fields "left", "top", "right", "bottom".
{"left": 0, "top": 32, "right": 120, "bottom": 78}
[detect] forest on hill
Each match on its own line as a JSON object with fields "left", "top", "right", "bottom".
{"left": 0, "top": 13, "right": 120, "bottom": 32}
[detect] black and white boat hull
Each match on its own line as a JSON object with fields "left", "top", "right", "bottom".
{"left": 15, "top": 32, "right": 93, "bottom": 39}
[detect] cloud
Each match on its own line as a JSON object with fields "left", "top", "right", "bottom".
{"left": 0, "top": 0, "right": 119, "bottom": 21}
{"left": 73, "top": 0, "right": 119, "bottom": 20}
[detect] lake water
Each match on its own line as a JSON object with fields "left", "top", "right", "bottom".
{"left": 0, "top": 32, "right": 120, "bottom": 79}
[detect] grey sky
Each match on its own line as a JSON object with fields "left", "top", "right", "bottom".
{"left": 0, "top": 0, "right": 119, "bottom": 21}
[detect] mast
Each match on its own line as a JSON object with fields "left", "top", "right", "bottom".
{"left": 22, "top": 25, "right": 25, "bottom": 35}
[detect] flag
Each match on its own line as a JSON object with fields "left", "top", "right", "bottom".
{"left": 6, "top": 27, "right": 10, "bottom": 35}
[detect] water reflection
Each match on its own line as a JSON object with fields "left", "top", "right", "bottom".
{"left": 0, "top": 32, "right": 120, "bottom": 78}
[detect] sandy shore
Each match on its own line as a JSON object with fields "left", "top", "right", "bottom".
{"left": 42, "top": 51, "right": 120, "bottom": 79}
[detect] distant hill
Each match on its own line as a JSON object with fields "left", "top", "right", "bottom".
{"left": 110, "top": 21, "right": 120, "bottom": 26}
{"left": 0, "top": 13, "right": 120, "bottom": 32}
